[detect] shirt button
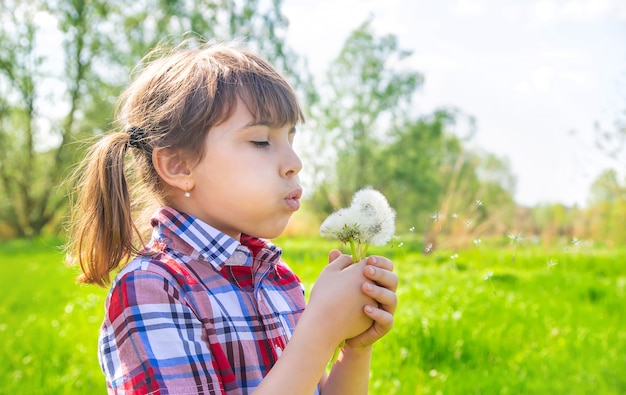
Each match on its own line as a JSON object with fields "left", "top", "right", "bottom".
{"left": 234, "top": 251, "right": 247, "bottom": 264}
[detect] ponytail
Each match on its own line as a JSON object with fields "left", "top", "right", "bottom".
{"left": 66, "top": 132, "right": 142, "bottom": 287}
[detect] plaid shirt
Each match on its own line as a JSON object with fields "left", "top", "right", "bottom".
{"left": 98, "top": 207, "right": 315, "bottom": 394}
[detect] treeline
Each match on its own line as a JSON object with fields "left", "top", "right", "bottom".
{"left": 0, "top": 0, "right": 623, "bottom": 248}
{"left": 524, "top": 170, "right": 626, "bottom": 247}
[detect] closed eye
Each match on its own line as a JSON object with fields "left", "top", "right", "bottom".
{"left": 251, "top": 141, "right": 270, "bottom": 148}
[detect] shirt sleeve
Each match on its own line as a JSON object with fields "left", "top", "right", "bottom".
{"left": 98, "top": 264, "right": 225, "bottom": 395}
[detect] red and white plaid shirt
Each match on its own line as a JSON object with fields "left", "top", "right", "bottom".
{"left": 98, "top": 206, "right": 315, "bottom": 394}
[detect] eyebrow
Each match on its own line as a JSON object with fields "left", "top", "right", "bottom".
{"left": 240, "top": 121, "right": 297, "bottom": 135}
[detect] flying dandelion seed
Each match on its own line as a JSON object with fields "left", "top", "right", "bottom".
{"left": 430, "top": 211, "right": 443, "bottom": 222}
{"left": 398, "top": 242, "right": 404, "bottom": 248}
{"left": 484, "top": 270, "right": 496, "bottom": 295}
{"left": 465, "top": 219, "right": 473, "bottom": 228}
{"left": 475, "top": 200, "right": 483, "bottom": 207}
{"left": 409, "top": 226, "right": 415, "bottom": 232}
{"left": 424, "top": 243, "right": 433, "bottom": 253}
{"left": 451, "top": 213, "right": 458, "bottom": 219}
{"left": 508, "top": 232, "right": 524, "bottom": 246}
{"left": 430, "top": 211, "right": 444, "bottom": 230}
{"left": 572, "top": 237, "right": 580, "bottom": 246}
{"left": 547, "top": 259, "right": 558, "bottom": 269}
{"left": 507, "top": 232, "right": 524, "bottom": 263}
{"left": 473, "top": 238, "right": 481, "bottom": 246}
{"left": 450, "top": 253, "right": 458, "bottom": 260}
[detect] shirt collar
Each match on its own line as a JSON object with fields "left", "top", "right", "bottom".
{"left": 150, "top": 206, "right": 240, "bottom": 267}
{"left": 149, "top": 206, "right": 282, "bottom": 270}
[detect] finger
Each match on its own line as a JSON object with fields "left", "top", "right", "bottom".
{"left": 327, "top": 251, "right": 354, "bottom": 270}
{"left": 362, "top": 283, "right": 398, "bottom": 315}
{"left": 364, "top": 304, "right": 394, "bottom": 332}
{"left": 328, "top": 249, "right": 342, "bottom": 263}
{"left": 364, "top": 265, "right": 399, "bottom": 292}
{"left": 366, "top": 256, "right": 394, "bottom": 272}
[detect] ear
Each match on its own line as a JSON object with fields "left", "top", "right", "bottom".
{"left": 152, "top": 147, "right": 194, "bottom": 193}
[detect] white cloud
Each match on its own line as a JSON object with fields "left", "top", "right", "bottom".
{"left": 561, "top": 0, "right": 612, "bottom": 20}
{"left": 530, "top": 0, "right": 626, "bottom": 25}
{"left": 560, "top": 71, "right": 590, "bottom": 86}
{"left": 454, "top": 0, "right": 485, "bottom": 16}
{"left": 531, "top": 65, "right": 556, "bottom": 92}
{"left": 531, "top": 0, "right": 558, "bottom": 25}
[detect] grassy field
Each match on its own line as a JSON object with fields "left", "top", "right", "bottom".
{"left": 1, "top": 236, "right": 624, "bottom": 394}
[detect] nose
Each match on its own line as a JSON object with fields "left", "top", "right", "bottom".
{"left": 282, "top": 145, "right": 302, "bottom": 178}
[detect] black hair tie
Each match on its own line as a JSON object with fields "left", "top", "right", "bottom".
{"left": 127, "top": 127, "right": 147, "bottom": 150}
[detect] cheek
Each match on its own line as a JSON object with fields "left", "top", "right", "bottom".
{"left": 200, "top": 145, "right": 276, "bottom": 190}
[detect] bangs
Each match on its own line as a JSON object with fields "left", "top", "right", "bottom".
{"left": 206, "top": 47, "right": 305, "bottom": 128}
{"left": 236, "top": 74, "right": 305, "bottom": 128}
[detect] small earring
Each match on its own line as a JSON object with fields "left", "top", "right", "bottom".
{"left": 184, "top": 190, "right": 190, "bottom": 198}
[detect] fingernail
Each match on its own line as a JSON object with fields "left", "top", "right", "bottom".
{"left": 369, "top": 256, "right": 377, "bottom": 264}
{"left": 365, "top": 305, "right": 374, "bottom": 313}
{"left": 368, "top": 266, "right": 376, "bottom": 275}
{"left": 365, "top": 283, "right": 373, "bottom": 292}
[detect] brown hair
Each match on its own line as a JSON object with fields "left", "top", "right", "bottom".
{"left": 65, "top": 41, "right": 305, "bottom": 286}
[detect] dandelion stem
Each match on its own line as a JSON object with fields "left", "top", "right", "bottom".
{"left": 349, "top": 238, "right": 358, "bottom": 263}
{"left": 362, "top": 244, "right": 370, "bottom": 259}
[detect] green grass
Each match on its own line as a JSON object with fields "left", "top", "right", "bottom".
{"left": 1, "top": 236, "right": 624, "bottom": 394}
{"left": 0, "top": 238, "right": 108, "bottom": 394}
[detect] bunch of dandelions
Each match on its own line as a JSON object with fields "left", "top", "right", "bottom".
{"left": 319, "top": 188, "right": 396, "bottom": 366}
{"left": 320, "top": 188, "right": 396, "bottom": 262}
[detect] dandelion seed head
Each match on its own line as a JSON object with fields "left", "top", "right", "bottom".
{"left": 320, "top": 188, "right": 396, "bottom": 246}
{"left": 351, "top": 188, "right": 396, "bottom": 245}
{"left": 358, "top": 202, "right": 376, "bottom": 217}
{"left": 320, "top": 208, "right": 353, "bottom": 234}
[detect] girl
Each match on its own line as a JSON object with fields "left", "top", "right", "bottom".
{"left": 66, "top": 41, "right": 398, "bottom": 395}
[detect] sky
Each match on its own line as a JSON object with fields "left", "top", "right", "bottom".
{"left": 282, "top": 0, "right": 626, "bottom": 207}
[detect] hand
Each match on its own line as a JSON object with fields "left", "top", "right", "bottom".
{"left": 344, "top": 255, "right": 398, "bottom": 351}
{"left": 306, "top": 250, "right": 376, "bottom": 345}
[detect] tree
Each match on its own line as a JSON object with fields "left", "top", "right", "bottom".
{"left": 370, "top": 110, "right": 455, "bottom": 232}
{"left": 589, "top": 169, "right": 625, "bottom": 204}
{"left": 304, "top": 21, "right": 517, "bottom": 251}
{"left": 306, "top": 19, "right": 422, "bottom": 214}
{"left": 594, "top": 108, "right": 626, "bottom": 170}
{"left": 0, "top": 0, "right": 112, "bottom": 238}
{"left": 585, "top": 169, "right": 626, "bottom": 245}
{"left": 0, "top": 0, "right": 302, "bottom": 238}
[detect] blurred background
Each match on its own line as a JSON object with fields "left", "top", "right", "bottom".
{"left": 0, "top": 1, "right": 624, "bottom": 394}
{"left": 0, "top": 0, "right": 624, "bottom": 243}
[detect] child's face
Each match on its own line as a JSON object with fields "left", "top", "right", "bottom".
{"left": 186, "top": 98, "right": 303, "bottom": 240}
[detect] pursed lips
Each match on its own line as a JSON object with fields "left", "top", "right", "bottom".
{"left": 284, "top": 187, "right": 302, "bottom": 211}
